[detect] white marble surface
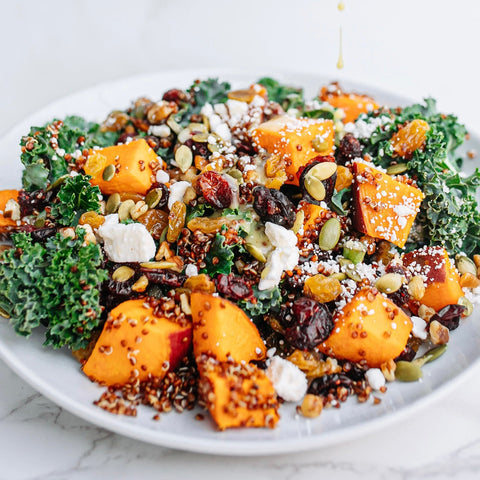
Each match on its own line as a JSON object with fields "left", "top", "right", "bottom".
{"left": 1, "top": 0, "right": 480, "bottom": 478}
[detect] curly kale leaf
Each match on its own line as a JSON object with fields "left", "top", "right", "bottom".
{"left": 238, "top": 285, "right": 282, "bottom": 318}
{"left": 20, "top": 116, "right": 118, "bottom": 191}
{"left": 201, "top": 233, "right": 236, "bottom": 276}
{"left": 0, "top": 231, "right": 108, "bottom": 350}
{"left": 257, "top": 77, "right": 305, "bottom": 111}
{"left": 50, "top": 174, "right": 102, "bottom": 226}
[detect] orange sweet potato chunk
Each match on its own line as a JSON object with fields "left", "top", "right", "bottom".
{"left": 191, "top": 292, "right": 266, "bottom": 363}
{"left": 84, "top": 139, "right": 157, "bottom": 195}
{"left": 402, "top": 246, "right": 463, "bottom": 312}
{"left": 197, "top": 354, "right": 279, "bottom": 430}
{"left": 83, "top": 299, "right": 192, "bottom": 386}
{"left": 296, "top": 201, "right": 334, "bottom": 244}
{"left": 0, "top": 190, "right": 20, "bottom": 227}
{"left": 391, "top": 119, "right": 430, "bottom": 158}
{"left": 352, "top": 161, "right": 424, "bottom": 248}
{"left": 319, "top": 85, "right": 379, "bottom": 123}
{"left": 318, "top": 288, "right": 413, "bottom": 367}
{"left": 251, "top": 116, "right": 334, "bottom": 186}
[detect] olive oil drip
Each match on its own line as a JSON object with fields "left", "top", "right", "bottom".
{"left": 337, "top": 1, "right": 345, "bottom": 69}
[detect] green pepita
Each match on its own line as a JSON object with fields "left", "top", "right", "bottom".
{"left": 145, "top": 188, "right": 163, "bottom": 209}
{"left": 175, "top": 145, "right": 193, "bottom": 173}
{"left": 330, "top": 272, "right": 347, "bottom": 281}
{"left": 192, "top": 133, "right": 210, "bottom": 143}
{"left": 342, "top": 240, "right": 367, "bottom": 264}
{"left": 117, "top": 199, "right": 135, "bottom": 222}
{"left": 412, "top": 345, "right": 447, "bottom": 368}
{"left": 386, "top": 163, "right": 408, "bottom": 175}
{"left": 455, "top": 254, "right": 477, "bottom": 276}
{"left": 375, "top": 273, "right": 403, "bottom": 294}
{"left": 226, "top": 168, "right": 244, "bottom": 184}
{"left": 246, "top": 243, "right": 267, "bottom": 263}
{"left": 318, "top": 217, "right": 341, "bottom": 251}
{"left": 106, "top": 193, "right": 121, "bottom": 214}
{"left": 0, "top": 306, "right": 10, "bottom": 319}
{"left": 46, "top": 174, "right": 69, "bottom": 191}
{"left": 166, "top": 116, "right": 182, "bottom": 135}
{"left": 102, "top": 164, "right": 116, "bottom": 182}
{"left": 458, "top": 296, "right": 474, "bottom": 317}
{"left": 292, "top": 209, "right": 305, "bottom": 234}
{"left": 304, "top": 174, "right": 326, "bottom": 201}
{"left": 112, "top": 266, "right": 135, "bottom": 282}
{"left": 395, "top": 361, "right": 423, "bottom": 382}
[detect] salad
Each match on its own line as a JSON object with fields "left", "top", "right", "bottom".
{"left": 0, "top": 77, "right": 479, "bottom": 430}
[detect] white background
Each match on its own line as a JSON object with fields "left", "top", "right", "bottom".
{"left": 1, "top": 1, "right": 480, "bottom": 479}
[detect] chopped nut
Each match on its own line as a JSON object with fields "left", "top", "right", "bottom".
{"left": 59, "top": 227, "right": 76, "bottom": 239}
{"left": 418, "top": 304, "right": 436, "bottom": 323}
{"left": 180, "top": 293, "right": 192, "bottom": 315}
{"left": 155, "top": 241, "right": 175, "bottom": 261}
{"left": 429, "top": 320, "right": 449, "bottom": 345}
{"left": 130, "top": 201, "right": 148, "bottom": 220}
{"left": 407, "top": 275, "right": 425, "bottom": 300}
{"left": 4, "top": 199, "right": 21, "bottom": 221}
{"left": 380, "top": 359, "right": 396, "bottom": 382}
{"left": 183, "top": 186, "right": 197, "bottom": 204}
{"left": 300, "top": 394, "right": 323, "bottom": 418}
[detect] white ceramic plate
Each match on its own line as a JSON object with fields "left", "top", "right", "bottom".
{"left": 1, "top": 69, "right": 479, "bottom": 455}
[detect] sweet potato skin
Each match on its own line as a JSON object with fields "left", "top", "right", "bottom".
{"left": 352, "top": 161, "right": 424, "bottom": 248}
{"left": 191, "top": 292, "right": 266, "bottom": 363}
{"left": 83, "top": 299, "right": 192, "bottom": 386}
{"left": 402, "top": 247, "right": 463, "bottom": 311}
{"left": 84, "top": 139, "right": 157, "bottom": 195}
{"left": 317, "top": 288, "right": 413, "bottom": 367}
{"left": 251, "top": 116, "right": 334, "bottom": 186}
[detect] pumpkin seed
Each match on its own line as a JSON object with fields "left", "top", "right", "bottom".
{"left": 292, "top": 209, "right": 305, "bottom": 234}
{"left": 145, "top": 188, "right": 163, "bottom": 209}
{"left": 330, "top": 272, "right": 347, "bottom": 281}
{"left": 343, "top": 240, "right": 367, "bottom": 264}
{"left": 112, "top": 266, "right": 135, "bottom": 282}
{"left": 166, "top": 116, "right": 182, "bottom": 134}
{"left": 386, "top": 163, "right": 408, "bottom": 175}
{"left": 318, "top": 218, "right": 341, "bottom": 251}
{"left": 132, "top": 275, "right": 149, "bottom": 292}
{"left": 226, "top": 168, "right": 244, "bottom": 184}
{"left": 102, "top": 164, "right": 116, "bottom": 182}
{"left": 140, "top": 261, "right": 180, "bottom": 270}
{"left": 188, "top": 123, "right": 208, "bottom": 133}
{"left": 375, "top": 273, "right": 403, "bottom": 294}
{"left": 192, "top": 133, "right": 210, "bottom": 143}
{"left": 458, "top": 296, "right": 474, "bottom": 317}
{"left": 455, "top": 254, "right": 477, "bottom": 276}
{"left": 246, "top": 243, "right": 267, "bottom": 263}
{"left": 46, "top": 174, "right": 69, "bottom": 191}
{"left": 304, "top": 174, "right": 326, "bottom": 201}
{"left": 177, "top": 127, "right": 193, "bottom": 144}
{"left": 412, "top": 345, "right": 447, "bottom": 368}
{"left": 175, "top": 145, "right": 193, "bottom": 173}
{"left": 117, "top": 199, "right": 135, "bottom": 222}
{"left": 34, "top": 211, "right": 47, "bottom": 228}
{"left": 395, "top": 361, "right": 423, "bottom": 382}
{"left": 0, "top": 306, "right": 10, "bottom": 319}
{"left": 106, "top": 193, "right": 121, "bottom": 214}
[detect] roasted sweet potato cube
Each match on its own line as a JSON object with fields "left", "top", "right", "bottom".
{"left": 296, "top": 201, "right": 333, "bottom": 244}
{"left": 402, "top": 246, "right": 463, "bottom": 312}
{"left": 84, "top": 139, "right": 157, "bottom": 195}
{"left": 197, "top": 354, "right": 279, "bottom": 430}
{"left": 191, "top": 292, "right": 266, "bottom": 363}
{"left": 352, "top": 161, "right": 424, "bottom": 248}
{"left": 83, "top": 299, "right": 192, "bottom": 386}
{"left": 251, "top": 116, "right": 334, "bottom": 186}
{"left": 317, "top": 288, "right": 413, "bottom": 367}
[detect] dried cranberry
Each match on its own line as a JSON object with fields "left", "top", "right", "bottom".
{"left": 342, "top": 362, "right": 367, "bottom": 381}
{"left": 215, "top": 274, "right": 255, "bottom": 302}
{"left": 336, "top": 133, "right": 363, "bottom": 165}
{"left": 395, "top": 342, "right": 417, "bottom": 362}
{"left": 116, "top": 132, "right": 136, "bottom": 145}
{"left": 308, "top": 373, "right": 353, "bottom": 396}
{"left": 30, "top": 226, "right": 57, "bottom": 243}
{"left": 105, "top": 278, "right": 134, "bottom": 297}
{"left": 298, "top": 157, "right": 337, "bottom": 205}
{"left": 141, "top": 269, "right": 186, "bottom": 288}
{"left": 184, "top": 138, "right": 210, "bottom": 158}
{"left": 252, "top": 186, "right": 296, "bottom": 229}
{"left": 196, "top": 171, "right": 232, "bottom": 209}
{"left": 431, "top": 304, "right": 466, "bottom": 331}
{"left": 388, "top": 285, "right": 410, "bottom": 308}
{"left": 284, "top": 297, "right": 333, "bottom": 350}
{"left": 162, "top": 88, "right": 189, "bottom": 104}
{"left": 18, "top": 189, "right": 54, "bottom": 216}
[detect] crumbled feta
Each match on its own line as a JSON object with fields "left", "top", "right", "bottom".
{"left": 344, "top": 115, "right": 391, "bottom": 139}
{"left": 226, "top": 99, "right": 249, "bottom": 125}
{"left": 411, "top": 316, "right": 428, "bottom": 340}
{"left": 156, "top": 169, "right": 170, "bottom": 184}
{"left": 97, "top": 214, "right": 156, "bottom": 263}
{"left": 168, "top": 181, "right": 191, "bottom": 209}
{"left": 148, "top": 125, "right": 171, "bottom": 138}
{"left": 266, "top": 356, "right": 307, "bottom": 402}
{"left": 258, "top": 246, "right": 299, "bottom": 291}
{"left": 264, "top": 222, "right": 297, "bottom": 248}
{"left": 185, "top": 264, "right": 199, "bottom": 277}
{"left": 213, "top": 122, "right": 232, "bottom": 143}
{"left": 365, "top": 368, "right": 386, "bottom": 391}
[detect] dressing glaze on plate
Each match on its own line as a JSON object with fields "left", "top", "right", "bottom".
{"left": 1, "top": 69, "right": 479, "bottom": 455}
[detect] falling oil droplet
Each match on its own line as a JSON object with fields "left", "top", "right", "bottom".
{"left": 338, "top": 1, "right": 345, "bottom": 11}
{"left": 337, "top": 27, "right": 344, "bottom": 69}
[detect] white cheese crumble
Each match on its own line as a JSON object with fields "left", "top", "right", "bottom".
{"left": 185, "top": 264, "right": 199, "bottom": 277}
{"left": 264, "top": 222, "right": 297, "bottom": 248}
{"left": 148, "top": 124, "right": 171, "bottom": 138}
{"left": 365, "top": 368, "right": 386, "bottom": 391}
{"left": 97, "top": 214, "right": 156, "bottom": 263}
{"left": 411, "top": 316, "right": 428, "bottom": 340}
{"left": 156, "top": 169, "right": 170, "bottom": 184}
{"left": 168, "top": 181, "right": 191, "bottom": 209}
{"left": 266, "top": 356, "right": 307, "bottom": 402}
{"left": 344, "top": 115, "right": 392, "bottom": 139}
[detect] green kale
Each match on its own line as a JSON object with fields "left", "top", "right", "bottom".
{"left": 257, "top": 77, "right": 305, "bottom": 111}
{"left": 201, "top": 233, "right": 236, "bottom": 276}
{"left": 238, "top": 285, "right": 282, "bottom": 318}
{"left": 50, "top": 174, "right": 102, "bottom": 226}
{"left": 20, "top": 116, "right": 118, "bottom": 191}
{"left": 186, "top": 203, "right": 214, "bottom": 223}
{"left": 0, "top": 230, "right": 108, "bottom": 350}
{"left": 330, "top": 187, "right": 351, "bottom": 216}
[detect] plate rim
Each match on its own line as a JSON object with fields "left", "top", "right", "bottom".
{"left": 1, "top": 67, "right": 479, "bottom": 456}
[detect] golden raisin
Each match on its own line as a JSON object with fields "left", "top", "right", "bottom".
{"left": 391, "top": 119, "right": 430, "bottom": 158}
{"left": 166, "top": 201, "right": 186, "bottom": 243}
{"left": 137, "top": 209, "right": 169, "bottom": 239}
{"left": 334, "top": 165, "right": 354, "bottom": 191}
{"left": 184, "top": 274, "right": 216, "bottom": 294}
{"left": 303, "top": 274, "right": 342, "bottom": 303}
{"left": 78, "top": 211, "right": 105, "bottom": 229}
